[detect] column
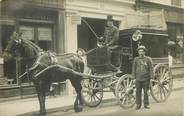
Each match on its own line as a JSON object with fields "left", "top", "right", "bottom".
{"left": 0, "top": 1, "right": 4, "bottom": 82}
{"left": 65, "top": 11, "right": 80, "bottom": 96}
{"left": 0, "top": 1, "right": 2, "bottom": 54}
{"left": 65, "top": 11, "right": 79, "bottom": 53}
{"left": 57, "top": 10, "right": 65, "bottom": 54}
{"left": 181, "top": 0, "right": 184, "bottom": 8}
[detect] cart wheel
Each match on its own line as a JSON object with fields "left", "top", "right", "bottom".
{"left": 150, "top": 64, "right": 173, "bottom": 102}
{"left": 81, "top": 79, "right": 103, "bottom": 107}
{"left": 115, "top": 74, "right": 136, "bottom": 109}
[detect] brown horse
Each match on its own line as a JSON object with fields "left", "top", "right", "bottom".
{"left": 3, "top": 32, "right": 84, "bottom": 116}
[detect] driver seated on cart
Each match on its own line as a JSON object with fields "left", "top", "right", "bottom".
{"left": 98, "top": 15, "right": 120, "bottom": 72}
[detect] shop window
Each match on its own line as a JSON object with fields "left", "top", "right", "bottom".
{"left": 167, "top": 23, "right": 184, "bottom": 64}
{"left": 38, "top": 27, "right": 52, "bottom": 50}
{"left": 19, "top": 25, "right": 53, "bottom": 83}
{"left": 19, "top": 25, "right": 53, "bottom": 50}
{"left": 19, "top": 26, "right": 34, "bottom": 41}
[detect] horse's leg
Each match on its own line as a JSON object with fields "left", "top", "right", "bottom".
{"left": 76, "top": 80, "right": 83, "bottom": 107}
{"left": 41, "top": 80, "right": 51, "bottom": 115}
{"left": 70, "top": 79, "right": 83, "bottom": 112}
{"left": 35, "top": 82, "right": 46, "bottom": 116}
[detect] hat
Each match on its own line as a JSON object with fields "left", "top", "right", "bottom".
{"left": 107, "top": 15, "right": 113, "bottom": 21}
{"left": 137, "top": 45, "right": 147, "bottom": 51}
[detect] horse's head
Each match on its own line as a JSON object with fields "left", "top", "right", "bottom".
{"left": 3, "top": 32, "right": 23, "bottom": 61}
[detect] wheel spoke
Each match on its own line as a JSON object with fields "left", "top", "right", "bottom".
{"left": 155, "top": 85, "right": 160, "bottom": 98}
{"left": 125, "top": 95, "right": 130, "bottom": 105}
{"left": 120, "top": 93, "right": 126, "bottom": 101}
{"left": 82, "top": 90, "right": 90, "bottom": 93}
{"left": 93, "top": 82, "right": 97, "bottom": 89}
{"left": 160, "top": 86, "right": 167, "bottom": 98}
{"left": 159, "top": 86, "right": 163, "bottom": 100}
{"left": 87, "top": 95, "right": 91, "bottom": 102}
{"left": 162, "top": 85, "right": 169, "bottom": 93}
{"left": 83, "top": 93, "right": 89, "bottom": 98}
{"left": 151, "top": 79, "right": 159, "bottom": 83}
{"left": 127, "top": 77, "right": 129, "bottom": 88}
{"left": 90, "top": 96, "right": 93, "bottom": 102}
{"left": 121, "top": 94, "right": 126, "bottom": 104}
{"left": 94, "top": 94, "right": 101, "bottom": 101}
{"left": 123, "top": 79, "right": 127, "bottom": 88}
{"left": 160, "top": 67, "right": 166, "bottom": 79}
{"left": 92, "top": 95, "right": 96, "bottom": 102}
{"left": 163, "top": 75, "right": 171, "bottom": 83}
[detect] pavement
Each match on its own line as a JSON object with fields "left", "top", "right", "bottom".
{"left": 0, "top": 77, "right": 183, "bottom": 116}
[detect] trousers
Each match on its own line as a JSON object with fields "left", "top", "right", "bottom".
{"left": 135, "top": 80, "right": 150, "bottom": 106}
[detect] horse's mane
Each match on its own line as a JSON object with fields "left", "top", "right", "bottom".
{"left": 21, "top": 39, "right": 80, "bottom": 62}
{"left": 22, "top": 39, "right": 43, "bottom": 56}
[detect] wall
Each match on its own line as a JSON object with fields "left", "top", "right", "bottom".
{"left": 64, "top": 0, "right": 157, "bottom": 48}
{"left": 64, "top": 0, "right": 168, "bottom": 52}
{"left": 142, "top": 0, "right": 171, "bottom": 6}
{"left": 182, "top": 0, "right": 184, "bottom": 8}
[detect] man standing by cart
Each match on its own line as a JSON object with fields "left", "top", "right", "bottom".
{"left": 99, "top": 15, "right": 120, "bottom": 72}
{"left": 132, "top": 45, "right": 153, "bottom": 110}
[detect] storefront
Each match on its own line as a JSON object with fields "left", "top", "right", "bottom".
{"left": 165, "top": 10, "right": 184, "bottom": 64}
{"left": 0, "top": 0, "right": 65, "bottom": 89}
{"left": 137, "top": 0, "right": 184, "bottom": 77}
{"left": 65, "top": 0, "right": 141, "bottom": 53}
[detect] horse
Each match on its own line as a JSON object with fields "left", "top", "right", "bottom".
{"left": 3, "top": 32, "right": 84, "bottom": 116}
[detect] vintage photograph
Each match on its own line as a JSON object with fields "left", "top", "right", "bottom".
{"left": 0, "top": 0, "right": 184, "bottom": 116}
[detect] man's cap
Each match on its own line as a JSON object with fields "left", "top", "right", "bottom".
{"left": 137, "top": 45, "right": 147, "bottom": 51}
{"left": 107, "top": 15, "right": 113, "bottom": 21}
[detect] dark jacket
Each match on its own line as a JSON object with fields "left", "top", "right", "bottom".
{"left": 132, "top": 56, "right": 153, "bottom": 82}
{"left": 103, "top": 25, "right": 119, "bottom": 50}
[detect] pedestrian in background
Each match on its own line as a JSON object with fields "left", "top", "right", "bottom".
{"left": 132, "top": 45, "right": 153, "bottom": 110}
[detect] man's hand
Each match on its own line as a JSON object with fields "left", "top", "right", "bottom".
{"left": 97, "top": 37, "right": 105, "bottom": 47}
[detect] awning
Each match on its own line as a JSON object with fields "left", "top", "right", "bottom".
{"left": 164, "top": 10, "right": 184, "bottom": 24}
{"left": 138, "top": 0, "right": 184, "bottom": 24}
{"left": 0, "top": 19, "right": 15, "bottom": 25}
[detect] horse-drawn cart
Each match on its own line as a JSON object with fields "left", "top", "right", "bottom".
{"left": 80, "top": 28, "right": 173, "bottom": 108}
{"left": 4, "top": 29, "right": 173, "bottom": 115}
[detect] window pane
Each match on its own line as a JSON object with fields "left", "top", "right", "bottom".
{"left": 38, "top": 27, "right": 52, "bottom": 41}
{"left": 19, "top": 26, "right": 34, "bottom": 40}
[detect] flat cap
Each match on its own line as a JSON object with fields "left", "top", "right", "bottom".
{"left": 137, "top": 45, "right": 147, "bottom": 51}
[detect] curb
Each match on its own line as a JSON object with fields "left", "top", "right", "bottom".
{"left": 18, "top": 98, "right": 118, "bottom": 116}
{"left": 173, "top": 87, "right": 184, "bottom": 91}
{"left": 17, "top": 86, "right": 183, "bottom": 116}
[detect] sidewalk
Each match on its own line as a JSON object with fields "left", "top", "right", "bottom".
{"left": 0, "top": 78, "right": 183, "bottom": 116}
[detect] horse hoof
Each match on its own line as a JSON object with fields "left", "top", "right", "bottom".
{"left": 74, "top": 107, "right": 83, "bottom": 113}
{"left": 40, "top": 111, "right": 46, "bottom": 116}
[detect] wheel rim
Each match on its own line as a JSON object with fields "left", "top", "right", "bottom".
{"left": 81, "top": 79, "right": 103, "bottom": 107}
{"left": 150, "top": 64, "right": 173, "bottom": 102}
{"left": 115, "top": 74, "right": 136, "bottom": 109}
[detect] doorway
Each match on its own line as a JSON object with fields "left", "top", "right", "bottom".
{"left": 77, "top": 17, "right": 119, "bottom": 51}
{"left": 2, "top": 25, "right": 16, "bottom": 82}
